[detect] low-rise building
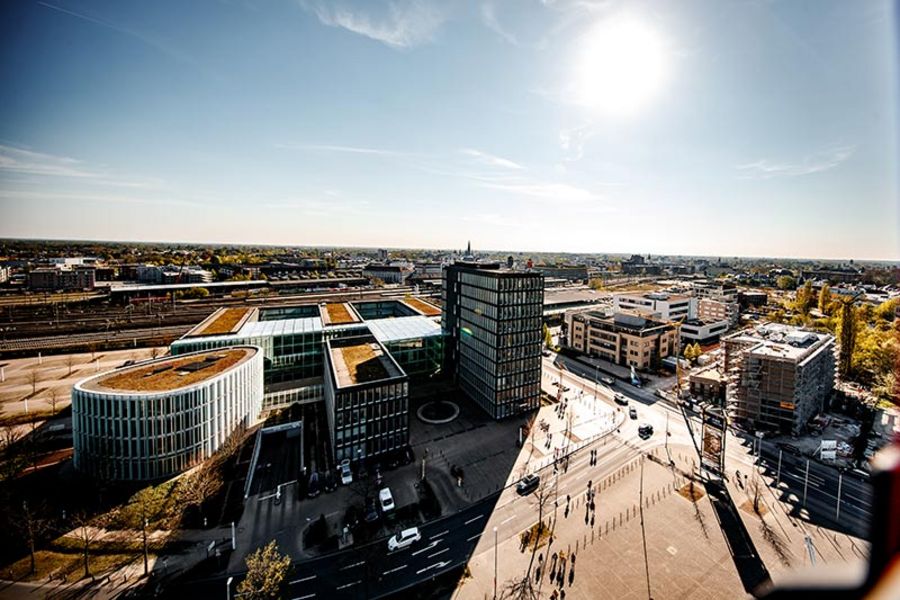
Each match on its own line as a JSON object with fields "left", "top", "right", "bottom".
{"left": 613, "top": 292, "right": 696, "bottom": 322}
{"left": 724, "top": 324, "right": 835, "bottom": 436}
{"left": 27, "top": 266, "right": 96, "bottom": 290}
{"left": 680, "top": 318, "right": 730, "bottom": 344}
{"left": 698, "top": 298, "right": 740, "bottom": 325}
{"left": 363, "top": 263, "right": 413, "bottom": 284}
{"left": 565, "top": 310, "right": 676, "bottom": 370}
{"left": 738, "top": 291, "right": 768, "bottom": 309}
{"left": 689, "top": 367, "right": 726, "bottom": 405}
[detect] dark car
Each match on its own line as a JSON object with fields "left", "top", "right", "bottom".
{"left": 778, "top": 442, "right": 802, "bottom": 456}
{"left": 516, "top": 474, "right": 540, "bottom": 495}
{"left": 307, "top": 472, "right": 321, "bottom": 498}
{"left": 638, "top": 424, "right": 654, "bottom": 439}
{"left": 324, "top": 470, "right": 337, "bottom": 492}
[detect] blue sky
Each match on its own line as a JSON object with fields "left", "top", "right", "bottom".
{"left": 1, "top": 0, "right": 898, "bottom": 260}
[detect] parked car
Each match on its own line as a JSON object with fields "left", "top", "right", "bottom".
{"left": 628, "top": 407, "right": 637, "bottom": 420}
{"left": 324, "top": 470, "right": 337, "bottom": 492}
{"left": 516, "top": 474, "right": 540, "bottom": 495}
{"left": 777, "top": 442, "right": 802, "bottom": 456}
{"left": 379, "top": 487, "right": 395, "bottom": 512}
{"left": 339, "top": 459, "right": 353, "bottom": 485}
{"left": 614, "top": 394, "right": 628, "bottom": 406}
{"left": 542, "top": 350, "right": 552, "bottom": 357}
{"left": 388, "top": 527, "right": 422, "bottom": 551}
{"left": 638, "top": 424, "right": 654, "bottom": 439}
{"left": 601, "top": 376, "right": 615, "bottom": 386}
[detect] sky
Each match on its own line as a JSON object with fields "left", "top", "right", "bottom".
{"left": 1, "top": 0, "right": 898, "bottom": 260}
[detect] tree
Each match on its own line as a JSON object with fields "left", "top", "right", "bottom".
{"left": 65, "top": 354, "right": 76, "bottom": 377}
{"left": 817, "top": 284, "right": 832, "bottom": 314}
{"left": 121, "top": 485, "right": 170, "bottom": 575}
{"left": 28, "top": 368, "right": 39, "bottom": 396}
{"left": 73, "top": 512, "right": 100, "bottom": 578}
{"left": 793, "top": 281, "right": 815, "bottom": 315}
{"left": 236, "top": 541, "right": 292, "bottom": 600}
{"left": 775, "top": 275, "right": 796, "bottom": 290}
{"left": 836, "top": 301, "right": 857, "bottom": 379}
{"left": 542, "top": 324, "right": 553, "bottom": 349}
{"left": 49, "top": 389, "right": 59, "bottom": 415}
{"left": 588, "top": 278, "right": 604, "bottom": 291}
{"left": 19, "top": 501, "right": 51, "bottom": 575}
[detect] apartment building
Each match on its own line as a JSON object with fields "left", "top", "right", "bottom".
{"left": 442, "top": 262, "right": 543, "bottom": 419}
{"left": 724, "top": 324, "right": 835, "bottom": 435}
{"left": 565, "top": 310, "right": 676, "bottom": 370}
{"left": 27, "top": 266, "right": 96, "bottom": 291}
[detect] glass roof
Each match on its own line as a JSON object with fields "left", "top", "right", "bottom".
{"left": 365, "top": 316, "right": 442, "bottom": 343}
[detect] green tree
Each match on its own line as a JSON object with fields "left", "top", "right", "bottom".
{"left": 542, "top": 323, "right": 553, "bottom": 348}
{"left": 236, "top": 541, "right": 292, "bottom": 600}
{"left": 775, "top": 275, "right": 796, "bottom": 290}
{"left": 793, "top": 281, "right": 815, "bottom": 315}
{"left": 836, "top": 301, "right": 857, "bottom": 379}
{"left": 120, "top": 484, "right": 171, "bottom": 575}
{"left": 817, "top": 284, "right": 832, "bottom": 314}
{"left": 874, "top": 298, "right": 899, "bottom": 322}
{"left": 588, "top": 278, "right": 604, "bottom": 291}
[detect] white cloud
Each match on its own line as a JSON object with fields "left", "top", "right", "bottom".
{"left": 0, "top": 144, "right": 161, "bottom": 188}
{"left": 460, "top": 148, "right": 523, "bottom": 170}
{"left": 736, "top": 145, "right": 855, "bottom": 179}
{"left": 299, "top": 0, "right": 446, "bottom": 49}
{"left": 480, "top": 3, "right": 518, "bottom": 45}
{"left": 276, "top": 143, "right": 405, "bottom": 156}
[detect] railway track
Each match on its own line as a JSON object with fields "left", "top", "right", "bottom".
{"left": 0, "top": 325, "right": 191, "bottom": 353}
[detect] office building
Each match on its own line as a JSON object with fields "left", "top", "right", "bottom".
{"left": 698, "top": 298, "right": 740, "bottom": 326}
{"left": 72, "top": 346, "right": 264, "bottom": 480}
{"left": 565, "top": 310, "right": 677, "bottom": 370}
{"left": 613, "top": 292, "right": 696, "bottom": 322}
{"left": 443, "top": 262, "right": 543, "bottom": 419}
{"left": 323, "top": 335, "right": 409, "bottom": 462}
{"left": 680, "top": 318, "right": 730, "bottom": 344}
{"left": 27, "top": 266, "right": 96, "bottom": 291}
{"left": 724, "top": 324, "right": 835, "bottom": 435}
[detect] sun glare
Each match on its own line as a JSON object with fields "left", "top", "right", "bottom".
{"left": 574, "top": 17, "right": 667, "bottom": 116}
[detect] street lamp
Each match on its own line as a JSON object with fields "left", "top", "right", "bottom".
{"left": 226, "top": 576, "right": 234, "bottom": 600}
{"left": 493, "top": 526, "right": 498, "bottom": 600}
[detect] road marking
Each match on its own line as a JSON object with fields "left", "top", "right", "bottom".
{"left": 382, "top": 564, "right": 408, "bottom": 575}
{"left": 292, "top": 594, "right": 315, "bottom": 600}
{"left": 500, "top": 514, "right": 516, "bottom": 525}
{"left": 428, "top": 548, "right": 449, "bottom": 559}
{"left": 430, "top": 530, "right": 449, "bottom": 540}
{"left": 335, "top": 580, "right": 361, "bottom": 590}
{"left": 464, "top": 514, "right": 484, "bottom": 525}
{"left": 467, "top": 532, "right": 482, "bottom": 542}
{"left": 339, "top": 560, "right": 364, "bottom": 571}
{"left": 290, "top": 575, "right": 317, "bottom": 584}
{"left": 416, "top": 560, "right": 451, "bottom": 575}
{"left": 411, "top": 541, "right": 439, "bottom": 556}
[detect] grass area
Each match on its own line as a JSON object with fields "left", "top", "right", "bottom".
{"left": 89, "top": 348, "right": 249, "bottom": 392}
{"left": 190, "top": 308, "right": 250, "bottom": 336}
{"left": 403, "top": 297, "right": 440, "bottom": 316}
{"left": 335, "top": 344, "right": 389, "bottom": 385}
{"left": 677, "top": 481, "right": 706, "bottom": 502}
{"left": 4, "top": 549, "right": 140, "bottom": 582}
{"left": 324, "top": 303, "right": 358, "bottom": 324}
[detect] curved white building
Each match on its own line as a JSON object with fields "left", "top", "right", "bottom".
{"left": 72, "top": 346, "right": 263, "bottom": 480}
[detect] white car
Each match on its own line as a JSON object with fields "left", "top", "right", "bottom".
{"left": 339, "top": 459, "right": 353, "bottom": 485}
{"left": 379, "top": 487, "right": 395, "bottom": 512}
{"left": 387, "top": 527, "right": 421, "bottom": 551}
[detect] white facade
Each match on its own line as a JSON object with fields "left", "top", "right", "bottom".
{"left": 72, "top": 346, "right": 264, "bottom": 481}
{"left": 680, "top": 319, "right": 730, "bottom": 343}
{"left": 613, "top": 292, "right": 697, "bottom": 322}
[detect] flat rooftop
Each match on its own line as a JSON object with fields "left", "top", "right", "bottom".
{"left": 727, "top": 324, "right": 833, "bottom": 362}
{"left": 321, "top": 302, "right": 361, "bottom": 325}
{"left": 81, "top": 347, "right": 257, "bottom": 394}
{"left": 402, "top": 297, "right": 441, "bottom": 316}
{"left": 184, "top": 307, "right": 255, "bottom": 338}
{"left": 329, "top": 339, "right": 403, "bottom": 387}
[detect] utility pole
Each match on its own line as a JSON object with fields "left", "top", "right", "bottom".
{"left": 836, "top": 472, "right": 843, "bottom": 521}
{"left": 493, "top": 526, "right": 498, "bottom": 600}
{"left": 776, "top": 450, "right": 782, "bottom": 486}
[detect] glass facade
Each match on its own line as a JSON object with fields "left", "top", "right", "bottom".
{"left": 72, "top": 347, "right": 264, "bottom": 481}
{"left": 443, "top": 264, "right": 544, "bottom": 419}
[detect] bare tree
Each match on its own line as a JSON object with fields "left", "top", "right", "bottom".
{"left": 150, "top": 347, "right": 161, "bottom": 360}
{"left": 28, "top": 368, "right": 39, "bottom": 396}
{"left": 49, "top": 389, "right": 59, "bottom": 415}
{"left": 19, "top": 501, "right": 51, "bottom": 575}
{"left": 72, "top": 512, "right": 100, "bottom": 578}
{"left": 749, "top": 472, "right": 763, "bottom": 515}
{"left": 121, "top": 485, "right": 169, "bottom": 576}
{"left": 65, "top": 354, "right": 76, "bottom": 377}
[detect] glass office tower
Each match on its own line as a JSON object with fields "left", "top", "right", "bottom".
{"left": 442, "top": 262, "right": 543, "bottom": 419}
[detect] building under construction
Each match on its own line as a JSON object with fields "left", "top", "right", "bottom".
{"left": 724, "top": 324, "right": 835, "bottom": 435}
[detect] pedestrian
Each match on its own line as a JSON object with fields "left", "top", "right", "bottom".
{"left": 571, "top": 553, "right": 576, "bottom": 566}
{"left": 560, "top": 590, "right": 566, "bottom": 600}
{"left": 590, "top": 513, "right": 595, "bottom": 527}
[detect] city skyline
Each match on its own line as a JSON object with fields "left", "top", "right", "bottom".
{"left": 1, "top": 0, "right": 899, "bottom": 260}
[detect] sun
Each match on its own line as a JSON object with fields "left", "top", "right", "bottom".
{"left": 574, "top": 17, "right": 668, "bottom": 116}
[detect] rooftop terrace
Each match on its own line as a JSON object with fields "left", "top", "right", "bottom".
{"left": 321, "top": 302, "right": 361, "bottom": 325}
{"left": 329, "top": 338, "right": 403, "bottom": 387}
{"left": 81, "top": 347, "right": 257, "bottom": 393}
{"left": 402, "top": 296, "right": 441, "bottom": 316}
{"left": 184, "top": 307, "right": 255, "bottom": 338}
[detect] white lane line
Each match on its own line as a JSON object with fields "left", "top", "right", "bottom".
{"left": 428, "top": 548, "right": 449, "bottom": 559}
{"left": 500, "top": 514, "right": 516, "bottom": 525}
{"left": 464, "top": 514, "right": 484, "bottom": 525}
{"left": 335, "top": 580, "right": 361, "bottom": 591}
{"left": 411, "top": 541, "right": 439, "bottom": 556}
{"left": 292, "top": 594, "right": 315, "bottom": 600}
{"left": 290, "top": 575, "right": 317, "bottom": 584}
{"left": 430, "top": 530, "right": 449, "bottom": 540}
{"left": 339, "top": 560, "right": 364, "bottom": 571}
{"left": 382, "top": 564, "right": 408, "bottom": 575}
{"left": 467, "top": 532, "right": 482, "bottom": 542}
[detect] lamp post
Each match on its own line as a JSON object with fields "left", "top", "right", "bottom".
{"left": 226, "top": 576, "right": 233, "bottom": 600}
{"left": 493, "top": 526, "right": 498, "bottom": 600}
